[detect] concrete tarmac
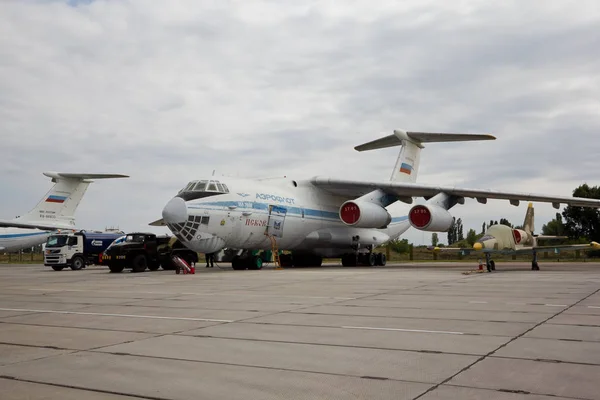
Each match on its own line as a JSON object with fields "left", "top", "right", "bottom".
{"left": 0, "top": 261, "right": 599, "bottom": 399}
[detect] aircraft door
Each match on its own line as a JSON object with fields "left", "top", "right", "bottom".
{"left": 267, "top": 205, "right": 287, "bottom": 238}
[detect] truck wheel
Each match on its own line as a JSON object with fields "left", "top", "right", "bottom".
{"left": 51, "top": 266, "right": 64, "bottom": 271}
{"left": 132, "top": 254, "right": 147, "bottom": 273}
{"left": 109, "top": 264, "right": 124, "bottom": 273}
{"left": 71, "top": 256, "right": 85, "bottom": 271}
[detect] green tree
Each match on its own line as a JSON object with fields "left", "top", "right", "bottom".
{"left": 562, "top": 184, "right": 600, "bottom": 242}
{"left": 431, "top": 233, "right": 439, "bottom": 247}
{"left": 466, "top": 228, "right": 477, "bottom": 246}
{"left": 542, "top": 213, "right": 565, "bottom": 236}
{"left": 456, "top": 218, "right": 464, "bottom": 241}
{"left": 499, "top": 218, "right": 512, "bottom": 228}
{"left": 389, "top": 238, "right": 411, "bottom": 253}
{"left": 447, "top": 217, "right": 458, "bottom": 245}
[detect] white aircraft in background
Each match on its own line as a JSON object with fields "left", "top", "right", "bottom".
{"left": 152, "top": 130, "right": 600, "bottom": 270}
{"left": 429, "top": 202, "right": 600, "bottom": 271}
{"left": 0, "top": 172, "right": 129, "bottom": 253}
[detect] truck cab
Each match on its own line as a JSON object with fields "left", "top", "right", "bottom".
{"left": 44, "top": 230, "right": 124, "bottom": 271}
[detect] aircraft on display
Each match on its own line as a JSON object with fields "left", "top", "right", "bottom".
{"left": 0, "top": 172, "right": 129, "bottom": 253}
{"left": 152, "top": 130, "right": 600, "bottom": 270}
{"left": 429, "top": 202, "right": 600, "bottom": 271}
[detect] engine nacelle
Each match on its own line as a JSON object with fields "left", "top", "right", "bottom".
{"left": 339, "top": 200, "right": 392, "bottom": 229}
{"left": 512, "top": 229, "right": 530, "bottom": 245}
{"left": 408, "top": 204, "right": 453, "bottom": 232}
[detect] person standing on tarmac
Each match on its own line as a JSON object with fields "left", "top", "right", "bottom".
{"left": 205, "top": 252, "right": 215, "bottom": 268}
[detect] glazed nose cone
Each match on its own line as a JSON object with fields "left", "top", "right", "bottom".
{"left": 162, "top": 197, "right": 187, "bottom": 224}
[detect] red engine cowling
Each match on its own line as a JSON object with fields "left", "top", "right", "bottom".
{"left": 408, "top": 204, "right": 453, "bottom": 232}
{"left": 512, "top": 229, "right": 528, "bottom": 244}
{"left": 339, "top": 200, "right": 391, "bottom": 229}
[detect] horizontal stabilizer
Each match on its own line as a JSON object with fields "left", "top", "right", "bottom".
{"left": 149, "top": 218, "right": 166, "bottom": 227}
{"left": 0, "top": 219, "right": 74, "bottom": 231}
{"left": 355, "top": 130, "right": 495, "bottom": 151}
{"left": 43, "top": 172, "right": 129, "bottom": 180}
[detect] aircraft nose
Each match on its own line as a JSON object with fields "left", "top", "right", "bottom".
{"left": 473, "top": 242, "right": 483, "bottom": 251}
{"left": 162, "top": 197, "right": 188, "bottom": 224}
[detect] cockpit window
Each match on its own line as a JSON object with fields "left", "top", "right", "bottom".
{"left": 193, "top": 180, "right": 208, "bottom": 191}
{"left": 126, "top": 234, "right": 145, "bottom": 243}
{"left": 177, "top": 179, "right": 229, "bottom": 200}
{"left": 480, "top": 235, "right": 494, "bottom": 242}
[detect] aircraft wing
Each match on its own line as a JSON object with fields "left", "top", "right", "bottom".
{"left": 148, "top": 218, "right": 166, "bottom": 227}
{"left": 310, "top": 177, "right": 600, "bottom": 208}
{"left": 0, "top": 219, "right": 74, "bottom": 231}
{"left": 527, "top": 241, "right": 600, "bottom": 252}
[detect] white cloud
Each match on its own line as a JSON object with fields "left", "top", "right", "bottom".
{"left": 1, "top": 0, "right": 599, "bottom": 245}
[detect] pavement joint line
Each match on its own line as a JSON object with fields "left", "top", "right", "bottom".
{"left": 489, "top": 354, "right": 600, "bottom": 367}
{"left": 411, "top": 285, "right": 600, "bottom": 400}
{"left": 0, "top": 376, "right": 172, "bottom": 400}
{"left": 442, "top": 382, "right": 590, "bottom": 400}
{"left": 341, "top": 326, "right": 464, "bottom": 335}
{"left": 544, "top": 304, "right": 568, "bottom": 307}
{"left": 0, "top": 308, "right": 234, "bottom": 323}
{"left": 283, "top": 310, "right": 546, "bottom": 324}
{"left": 588, "top": 306, "right": 600, "bottom": 309}
{"left": 85, "top": 349, "right": 440, "bottom": 386}
{"left": 176, "top": 333, "right": 487, "bottom": 357}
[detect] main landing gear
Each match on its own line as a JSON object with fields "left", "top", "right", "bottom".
{"left": 341, "top": 252, "right": 386, "bottom": 267}
{"left": 341, "top": 241, "right": 386, "bottom": 267}
{"left": 485, "top": 253, "right": 496, "bottom": 272}
{"left": 231, "top": 255, "right": 263, "bottom": 270}
{"left": 531, "top": 250, "right": 540, "bottom": 271}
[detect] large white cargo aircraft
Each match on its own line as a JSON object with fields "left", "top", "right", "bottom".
{"left": 0, "top": 172, "right": 128, "bottom": 253}
{"left": 153, "top": 130, "right": 600, "bottom": 269}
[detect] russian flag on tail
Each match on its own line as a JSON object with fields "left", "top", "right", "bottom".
{"left": 46, "top": 195, "right": 67, "bottom": 203}
{"left": 399, "top": 162, "right": 413, "bottom": 175}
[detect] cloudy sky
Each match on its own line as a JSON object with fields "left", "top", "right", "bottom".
{"left": 1, "top": 0, "right": 599, "bottom": 246}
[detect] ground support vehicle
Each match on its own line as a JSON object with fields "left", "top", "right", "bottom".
{"left": 44, "top": 230, "right": 124, "bottom": 271}
{"left": 102, "top": 232, "right": 198, "bottom": 273}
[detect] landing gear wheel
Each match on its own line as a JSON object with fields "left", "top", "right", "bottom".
{"left": 376, "top": 253, "right": 386, "bottom": 266}
{"left": 341, "top": 254, "right": 356, "bottom": 267}
{"left": 366, "top": 253, "right": 376, "bottom": 267}
{"left": 250, "top": 256, "right": 263, "bottom": 270}
{"left": 71, "top": 256, "right": 84, "bottom": 271}
{"left": 51, "top": 266, "right": 64, "bottom": 271}
{"left": 132, "top": 254, "right": 147, "bottom": 273}
{"left": 232, "top": 256, "right": 245, "bottom": 270}
{"left": 109, "top": 263, "right": 124, "bottom": 273}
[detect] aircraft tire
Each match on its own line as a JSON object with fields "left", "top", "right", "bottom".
{"left": 377, "top": 253, "right": 387, "bottom": 266}
{"left": 365, "top": 253, "right": 376, "bottom": 267}
{"left": 51, "top": 266, "right": 64, "bottom": 271}
{"left": 231, "top": 256, "right": 245, "bottom": 270}
{"left": 250, "top": 256, "right": 263, "bottom": 270}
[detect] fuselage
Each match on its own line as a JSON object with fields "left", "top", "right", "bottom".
{"left": 0, "top": 228, "right": 52, "bottom": 252}
{"left": 162, "top": 177, "right": 411, "bottom": 257}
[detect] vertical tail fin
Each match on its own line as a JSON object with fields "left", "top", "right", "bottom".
{"left": 523, "top": 202, "right": 535, "bottom": 234}
{"left": 13, "top": 172, "right": 128, "bottom": 228}
{"left": 354, "top": 130, "right": 495, "bottom": 183}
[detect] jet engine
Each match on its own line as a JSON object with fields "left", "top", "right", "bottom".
{"left": 408, "top": 204, "right": 453, "bottom": 232}
{"left": 512, "top": 229, "right": 531, "bottom": 245}
{"left": 339, "top": 200, "right": 392, "bottom": 229}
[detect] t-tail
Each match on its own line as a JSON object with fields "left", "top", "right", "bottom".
{"left": 354, "top": 130, "right": 496, "bottom": 183}
{"left": 1, "top": 172, "right": 128, "bottom": 231}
